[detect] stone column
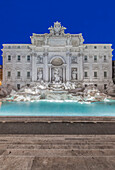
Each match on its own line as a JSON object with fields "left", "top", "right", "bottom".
{"left": 63, "top": 65, "right": 66, "bottom": 82}
{"left": 89, "top": 55, "right": 93, "bottom": 82}
{"left": 43, "top": 52, "right": 49, "bottom": 82}
{"left": 32, "top": 53, "right": 37, "bottom": 82}
{"left": 50, "top": 66, "right": 52, "bottom": 82}
{"left": 2, "top": 55, "right": 6, "bottom": 84}
{"left": 11, "top": 55, "right": 16, "bottom": 82}
{"left": 66, "top": 51, "right": 71, "bottom": 81}
{"left": 109, "top": 56, "right": 112, "bottom": 81}
{"left": 78, "top": 51, "right": 84, "bottom": 81}
{"left": 48, "top": 64, "right": 52, "bottom": 82}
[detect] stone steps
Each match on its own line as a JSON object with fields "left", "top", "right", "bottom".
{"left": 0, "top": 144, "right": 115, "bottom": 150}
{"left": 2, "top": 149, "right": 115, "bottom": 157}
{"left": 0, "top": 135, "right": 115, "bottom": 170}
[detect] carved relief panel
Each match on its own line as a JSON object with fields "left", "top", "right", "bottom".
{"left": 37, "top": 56, "right": 43, "bottom": 64}
{"left": 71, "top": 56, "right": 77, "bottom": 64}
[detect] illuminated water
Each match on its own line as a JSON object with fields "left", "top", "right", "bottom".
{"left": 0, "top": 100, "right": 115, "bottom": 116}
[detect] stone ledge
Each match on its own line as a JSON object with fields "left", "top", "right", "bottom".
{"left": 0, "top": 116, "right": 115, "bottom": 123}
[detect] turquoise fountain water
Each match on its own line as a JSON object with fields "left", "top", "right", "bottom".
{"left": 0, "top": 100, "right": 115, "bottom": 116}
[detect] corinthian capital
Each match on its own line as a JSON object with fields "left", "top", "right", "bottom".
{"left": 43, "top": 52, "right": 48, "bottom": 57}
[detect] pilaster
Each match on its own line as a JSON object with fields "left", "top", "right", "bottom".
{"left": 66, "top": 50, "right": 71, "bottom": 81}
{"left": 43, "top": 52, "right": 49, "bottom": 82}
{"left": 31, "top": 52, "right": 37, "bottom": 82}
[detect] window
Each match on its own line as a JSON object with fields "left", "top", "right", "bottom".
{"left": 84, "top": 56, "right": 87, "bottom": 62}
{"left": 85, "top": 46, "right": 87, "bottom": 49}
{"left": 84, "top": 72, "right": 88, "bottom": 77}
{"left": 17, "top": 84, "right": 20, "bottom": 90}
{"left": 94, "top": 72, "right": 97, "bottom": 78}
{"left": 94, "top": 46, "right": 97, "bottom": 49}
{"left": 94, "top": 55, "right": 97, "bottom": 62}
{"left": 17, "top": 55, "right": 21, "bottom": 61}
{"left": 8, "top": 55, "right": 11, "bottom": 61}
{"left": 104, "top": 71, "right": 107, "bottom": 78}
{"left": 94, "top": 84, "right": 97, "bottom": 87}
{"left": 27, "top": 55, "right": 30, "bottom": 62}
{"left": 104, "top": 84, "right": 107, "bottom": 90}
{"left": 7, "top": 71, "right": 11, "bottom": 78}
{"left": 27, "top": 71, "right": 30, "bottom": 78}
{"left": 17, "top": 71, "right": 20, "bottom": 78}
{"left": 85, "top": 84, "right": 87, "bottom": 87}
{"left": 104, "top": 55, "right": 106, "bottom": 61}
{"left": 27, "top": 84, "right": 30, "bottom": 87}
{"left": 104, "top": 46, "right": 106, "bottom": 49}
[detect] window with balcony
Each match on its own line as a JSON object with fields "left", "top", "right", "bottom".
{"left": 7, "top": 71, "right": 11, "bottom": 78}
{"left": 104, "top": 55, "right": 106, "bottom": 61}
{"left": 94, "top": 55, "right": 97, "bottom": 62}
{"left": 84, "top": 56, "right": 87, "bottom": 62}
{"left": 17, "top": 71, "right": 21, "bottom": 78}
{"left": 27, "top": 71, "right": 30, "bottom": 78}
{"left": 94, "top": 72, "right": 97, "bottom": 78}
{"left": 8, "top": 55, "right": 11, "bottom": 61}
{"left": 17, "top": 84, "right": 20, "bottom": 90}
{"left": 27, "top": 55, "right": 30, "bottom": 62}
{"left": 84, "top": 72, "right": 88, "bottom": 78}
{"left": 17, "top": 55, "right": 21, "bottom": 61}
{"left": 104, "top": 71, "right": 107, "bottom": 78}
{"left": 104, "top": 84, "right": 107, "bottom": 90}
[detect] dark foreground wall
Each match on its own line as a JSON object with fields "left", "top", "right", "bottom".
{"left": 0, "top": 122, "right": 115, "bottom": 134}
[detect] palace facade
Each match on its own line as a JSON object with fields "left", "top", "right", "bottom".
{"left": 2, "top": 22, "right": 113, "bottom": 90}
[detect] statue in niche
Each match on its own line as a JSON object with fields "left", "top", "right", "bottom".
{"left": 37, "top": 69, "right": 43, "bottom": 81}
{"left": 37, "top": 56, "right": 43, "bottom": 64}
{"left": 72, "top": 69, "right": 77, "bottom": 80}
{"left": 53, "top": 68, "right": 62, "bottom": 83}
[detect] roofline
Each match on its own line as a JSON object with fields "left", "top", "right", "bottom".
{"left": 2, "top": 44, "right": 31, "bottom": 46}
{"left": 84, "top": 44, "right": 112, "bottom": 46}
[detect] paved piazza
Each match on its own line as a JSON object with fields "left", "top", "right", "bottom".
{"left": 2, "top": 21, "right": 113, "bottom": 91}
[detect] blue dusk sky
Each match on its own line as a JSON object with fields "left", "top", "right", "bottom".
{"left": 0, "top": 0, "right": 115, "bottom": 65}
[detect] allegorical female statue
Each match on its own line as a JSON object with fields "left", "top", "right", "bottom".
{"left": 37, "top": 69, "right": 43, "bottom": 81}
{"left": 72, "top": 69, "right": 77, "bottom": 80}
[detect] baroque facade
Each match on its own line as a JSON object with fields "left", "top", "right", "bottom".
{"left": 2, "top": 21, "right": 113, "bottom": 90}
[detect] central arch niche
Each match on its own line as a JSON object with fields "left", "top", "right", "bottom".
{"left": 51, "top": 57, "right": 64, "bottom": 66}
{"left": 49, "top": 57, "right": 66, "bottom": 83}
